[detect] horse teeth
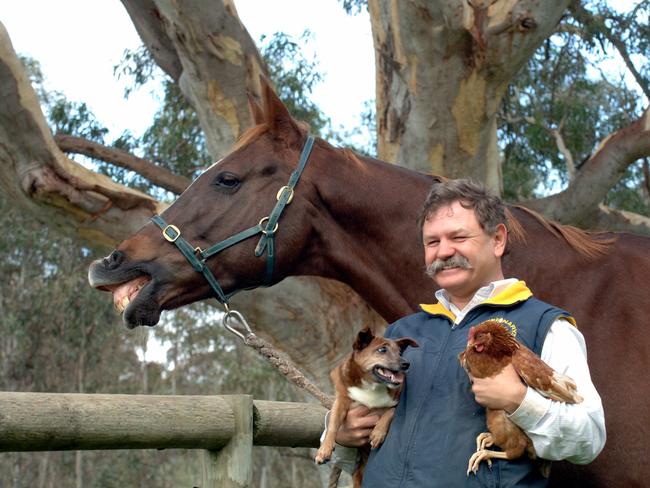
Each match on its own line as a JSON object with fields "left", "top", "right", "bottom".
{"left": 116, "top": 296, "right": 130, "bottom": 313}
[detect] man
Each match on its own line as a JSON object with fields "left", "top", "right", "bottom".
{"left": 332, "top": 179, "right": 605, "bottom": 486}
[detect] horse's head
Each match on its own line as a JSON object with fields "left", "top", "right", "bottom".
{"left": 89, "top": 79, "right": 322, "bottom": 328}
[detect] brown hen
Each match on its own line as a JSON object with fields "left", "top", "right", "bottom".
{"left": 458, "top": 319, "right": 583, "bottom": 475}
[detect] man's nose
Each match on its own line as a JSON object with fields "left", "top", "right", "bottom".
{"left": 437, "top": 238, "right": 455, "bottom": 258}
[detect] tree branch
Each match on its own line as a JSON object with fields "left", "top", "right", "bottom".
{"left": 594, "top": 204, "right": 650, "bottom": 235}
{"left": 525, "top": 107, "right": 650, "bottom": 231}
{"left": 119, "top": 0, "right": 183, "bottom": 81}
{"left": 602, "top": 27, "right": 650, "bottom": 100}
{"left": 569, "top": 1, "right": 650, "bottom": 100}
{"left": 550, "top": 126, "right": 576, "bottom": 179}
{"left": 54, "top": 134, "right": 190, "bottom": 195}
{"left": 0, "top": 21, "right": 162, "bottom": 250}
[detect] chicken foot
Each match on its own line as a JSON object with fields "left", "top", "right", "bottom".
{"left": 467, "top": 448, "right": 509, "bottom": 475}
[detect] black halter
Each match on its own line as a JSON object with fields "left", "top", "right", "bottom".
{"left": 150, "top": 134, "right": 315, "bottom": 306}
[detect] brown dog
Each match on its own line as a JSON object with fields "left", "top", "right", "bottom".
{"left": 315, "top": 327, "right": 418, "bottom": 486}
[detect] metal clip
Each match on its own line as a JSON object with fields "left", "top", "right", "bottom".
{"left": 222, "top": 309, "right": 253, "bottom": 342}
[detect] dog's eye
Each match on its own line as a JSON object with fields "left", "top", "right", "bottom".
{"left": 377, "top": 346, "right": 387, "bottom": 354}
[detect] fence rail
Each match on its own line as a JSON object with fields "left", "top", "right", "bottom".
{"left": 0, "top": 392, "right": 328, "bottom": 487}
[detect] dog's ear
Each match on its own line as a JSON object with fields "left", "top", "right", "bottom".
{"left": 396, "top": 337, "right": 419, "bottom": 353}
{"left": 353, "top": 327, "right": 375, "bottom": 351}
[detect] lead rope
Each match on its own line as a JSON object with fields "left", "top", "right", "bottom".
{"left": 221, "top": 307, "right": 344, "bottom": 487}
{"left": 222, "top": 307, "right": 334, "bottom": 409}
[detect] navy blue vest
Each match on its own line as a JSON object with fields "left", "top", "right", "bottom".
{"left": 362, "top": 286, "right": 572, "bottom": 488}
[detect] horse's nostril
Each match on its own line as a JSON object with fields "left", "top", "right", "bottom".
{"left": 104, "top": 250, "right": 124, "bottom": 270}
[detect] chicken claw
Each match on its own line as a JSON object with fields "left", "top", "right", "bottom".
{"left": 475, "top": 432, "right": 494, "bottom": 452}
{"left": 467, "top": 449, "right": 509, "bottom": 475}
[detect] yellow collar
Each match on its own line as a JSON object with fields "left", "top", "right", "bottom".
{"left": 420, "top": 280, "right": 533, "bottom": 321}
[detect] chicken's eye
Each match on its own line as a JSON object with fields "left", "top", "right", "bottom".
{"left": 377, "top": 346, "right": 387, "bottom": 354}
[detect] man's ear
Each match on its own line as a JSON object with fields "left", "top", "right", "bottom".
{"left": 493, "top": 223, "right": 508, "bottom": 257}
{"left": 353, "top": 327, "right": 375, "bottom": 351}
{"left": 396, "top": 337, "right": 419, "bottom": 353}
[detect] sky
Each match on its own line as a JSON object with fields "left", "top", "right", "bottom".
{"left": 1, "top": 1, "right": 374, "bottom": 144}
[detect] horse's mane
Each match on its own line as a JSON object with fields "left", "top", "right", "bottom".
{"left": 232, "top": 126, "right": 613, "bottom": 259}
{"left": 231, "top": 124, "right": 270, "bottom": 152}
{"left": 509, "top": 205, "right": 615, "bottom": 258}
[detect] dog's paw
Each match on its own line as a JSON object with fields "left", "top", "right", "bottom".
{"left": 369, "top": 429, "right": 387, "bottom": 449}
{"left": 314, "top": 448, "right": 332, "bottom": 465}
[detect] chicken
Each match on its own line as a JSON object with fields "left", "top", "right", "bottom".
{"left": 458, "top": 319, "right": 583, "bottom": 475}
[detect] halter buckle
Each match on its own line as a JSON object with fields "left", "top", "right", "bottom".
{"left": 276, "top": 186, "right": 294, "bottom": 204}
{"left": 162, "top": 224, "right": 181, "bottom": 243}
{"left": 259, "top": 216, "right": 279, "bottom": 235}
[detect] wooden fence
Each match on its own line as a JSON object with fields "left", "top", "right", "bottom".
{"left": 0, "top": 391, "right": 327, "bottom": 487}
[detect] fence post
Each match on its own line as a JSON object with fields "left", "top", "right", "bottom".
{"left": 200, "top": 395, "right": 253, "bottom": 488}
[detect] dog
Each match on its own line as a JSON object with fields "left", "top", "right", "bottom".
{"left": 315, "top": 326, "right": 418, "bottom": 487}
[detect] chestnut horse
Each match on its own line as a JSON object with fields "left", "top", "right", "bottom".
{"left": 89, "top": 81, "right": 649, "bottom": 487}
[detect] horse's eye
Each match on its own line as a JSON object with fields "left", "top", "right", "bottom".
{"left": 214, "top": 172, "right": 241, "bottom": 191}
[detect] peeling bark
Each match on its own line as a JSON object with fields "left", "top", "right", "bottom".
{"left": 369, "top": 0, "right": 571, "bottom": 195}
{"left": 122, "top": 0, "right": 267, "bottom": 158}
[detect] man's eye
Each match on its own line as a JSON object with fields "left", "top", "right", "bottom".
{"left": 214, "top": 172, "right": 241, "bottom": 190}
{"left": 377, "top": 346, "right": 387, "bottom": 354}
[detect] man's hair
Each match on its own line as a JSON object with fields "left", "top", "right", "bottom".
{"left": 417, "top": 179, "right": 507, "bottom": 235}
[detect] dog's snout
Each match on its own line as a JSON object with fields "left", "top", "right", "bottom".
{"left": 400, "top": 358, "right": 410, "bottom": 371}
{"left": 103, "top": 250, "right": 124, "bottom": 270}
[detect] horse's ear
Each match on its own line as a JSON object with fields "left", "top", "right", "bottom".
{"left": 259, "top": 75, "right": 302, "bottom": 143}
{"left": 247, "top": 93, "right": 265, "bottom": 125}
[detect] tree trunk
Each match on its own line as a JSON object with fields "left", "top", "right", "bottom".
{"left": 121, "top": 0, "right": 267, "bottom": 157}
{"left": 369, "top": 0, "right": 571, "bottom": 194}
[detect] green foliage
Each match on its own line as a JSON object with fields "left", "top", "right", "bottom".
{"left": 140, "top": 81, "right": 211, "bottom": 180}
{"left": 338, "top": 0, "right": 368, "bottom": 15}
{"left": 259, "top": 30, "right": 377, "bottom": 156}
{"left": 114, "top": 46, "right": 211, "bottom": 181}
{"left": 499, "top": 0, "right": 649, "bottom": 212}
{"left": 48, "top": 99, "right": 109, "bottom": 142}
{"left": 260, "top": 30, "right": 331, "bottom": 136}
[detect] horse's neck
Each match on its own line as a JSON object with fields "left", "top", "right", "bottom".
{"left": 302, "top": 151, "right": 436, "bottom": 322}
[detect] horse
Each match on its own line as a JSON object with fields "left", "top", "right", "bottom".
{"left": 89, "top": 78, "right": 650, "bottom": 487}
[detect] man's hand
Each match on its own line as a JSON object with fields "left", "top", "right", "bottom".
{"left": 335, "top": 405, "right": 387, "bottom": 447}
{"left": 470, "top": 363, "right": 527, "bottom": 414}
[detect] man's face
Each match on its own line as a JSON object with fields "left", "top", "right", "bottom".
{"left": 422, "top": 200, "right": 506, "bottom": 302}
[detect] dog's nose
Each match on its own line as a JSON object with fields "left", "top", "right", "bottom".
{"left": 400, "top": 359, "right": 410, "bottom": 371}
{"left": 103, "top": 250, "right": 124, "bottom": 270}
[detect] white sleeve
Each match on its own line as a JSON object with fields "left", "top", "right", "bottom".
{"left": 507, "top": 318, "right": 606, "bottom": 463}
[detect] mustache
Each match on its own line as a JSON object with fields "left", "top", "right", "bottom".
{"left": 425, "top": 254, "right": 471, "bottom": 278}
